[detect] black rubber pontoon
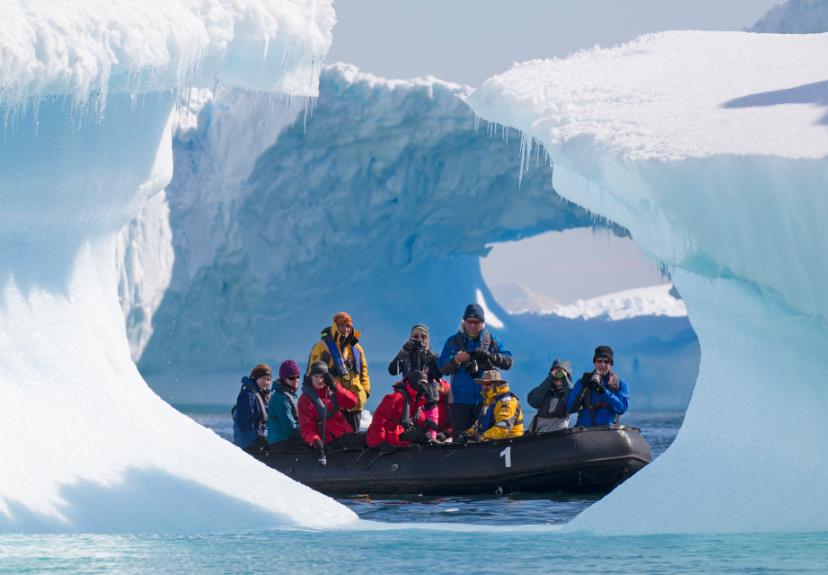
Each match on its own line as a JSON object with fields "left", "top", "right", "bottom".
{"left": 254, "top": 425, "right": 651, "bottom": 496}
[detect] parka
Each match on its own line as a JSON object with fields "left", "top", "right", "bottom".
{"left": 308, "top": 322, "right": 370, "bottom": 411}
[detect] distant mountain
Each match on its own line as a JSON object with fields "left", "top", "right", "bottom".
{"left": 750, "top": 0, "right": 828, "bottom": 33}
{"left": 488, "top": 282, "right": 561, "bottom": 314}
{"left": 530, "top": 284, "right": 687, "bottom": 321}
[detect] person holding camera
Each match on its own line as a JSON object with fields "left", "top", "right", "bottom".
{"left": 527, "top": 358, "right": 574, "bottom": 433}
{"left": 298, "top": 361, "right": 360, "bottom": 453}
{"left": 438, "top": 303, "right": 513, "bottom": 437}
{"left": 367, "top": 370, "right": 448, "bottom": 450}
{"left": 566, "top": 345, "right": 629, "bottom": 426}
{"left": 388, "top": 323, "right": 441, "bottom": 382}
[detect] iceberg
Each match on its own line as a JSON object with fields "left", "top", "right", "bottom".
{"left": 468, "top": 30, "right": 828, "bottom": 533}
{"left": 0, "top": 1, "right": 357, "bottom": 532}
{"left": 121, "top": 63, "right": 697, "bottom": 410}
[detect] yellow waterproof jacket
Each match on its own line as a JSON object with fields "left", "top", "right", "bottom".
{"left": 308, "top": 324, "right": 371, "bottom": 411}
{"left": 474, "top": 382, "right": 524, "bottom": 440}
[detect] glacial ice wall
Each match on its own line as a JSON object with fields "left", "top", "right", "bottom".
{"left": 469, "top": 30, "right": 828, "bottom": 533}
{"left": 130, "top": 64, "right": 698, "bottom": 408}
{"left": 0, "top": 1, "right": 355, "bottom": 532}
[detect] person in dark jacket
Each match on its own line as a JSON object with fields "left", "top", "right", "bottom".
{"left": 388, "top": 323, "right": 441, "bottom": 383}
{"left": 298, "top": 361, "right": 361, "bottom": 452}
{"left": 233, "top": 363, "right": 271, "bottom": 451}
{"left": 438, "top": 303, "right": 512, "bottom": 437}
{"left": 267, "top": 360, "right": 302, "bottom": 445}
{"left": 527, "top": 359, "right": 573, "bottom": 433}
{"left": 567, "top": 345, "right": 630, "bottom": 426}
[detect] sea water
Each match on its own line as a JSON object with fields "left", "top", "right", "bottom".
{"left": 1, "top": 411, "right": 825, "bottom": 574}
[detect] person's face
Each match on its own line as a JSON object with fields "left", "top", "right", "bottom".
{"left": 336, "top": 322, "right": 352, "bottom": 337}
{"left": 256, "top": 374, "right": 272, "bottom": 392}
{"left": 594, "top": 358, "right": 612, "bottom": 376}
{"left": 311, "top": 373, "right": 326, "bottom": 389}
{"left": 410, "top": 328, "right": 428, "bottom": 346}
{"left": 464, "top": 318, "right": 484, "bottom": 337}
{"left": 551, "top": 367, "right": 566, "bottom": 388}
{"left": 284, "top": 374, "right": 300, "bottom": 391}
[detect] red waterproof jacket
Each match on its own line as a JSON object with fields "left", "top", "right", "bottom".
{"left": 298, "top": 383, "right": 358, "bottom": 446}
{"left": 366, "top": 380, "right": 426, "bottom": 448}
{"left": 435, "top": 380, "right": 453, "bottom": 437}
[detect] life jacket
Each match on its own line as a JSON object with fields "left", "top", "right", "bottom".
{"left": 476, "top": 390, "right": 523, "bottom": 434}
{"left": 453, "top": 329, "right": 493, "bottom": 355}
{"left": 231, "top": 377, "right": 268, "bottom": 427}
{"left": 322, "top": 327, "right": 363, "bottom": 377}
{"left": 272, "top": 382, "right": 298, "bottom": 422}
{"left": 301, "top": 382, "right": 340, "bottom": 426}
{"left": 579, "top": 371, "right": 620, "bottom": 424}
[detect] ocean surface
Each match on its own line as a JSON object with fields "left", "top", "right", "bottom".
{"left": 2, "top": 409, "right": 826, "bottom": 574}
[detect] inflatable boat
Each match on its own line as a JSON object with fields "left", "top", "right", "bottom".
{"left": 254, "top": 425, "right": 651, "bottom": 496}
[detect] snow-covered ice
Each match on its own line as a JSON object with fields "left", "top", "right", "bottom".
{"left": 539, "top": 284, "right": 687, "bottom": 321}
{"left": 0, "top": 0, "right": 355, "bottom": 532}
{"left": 469, "top": 30, "right": 828, "bottom": 533}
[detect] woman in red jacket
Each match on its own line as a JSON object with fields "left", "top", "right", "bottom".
{"left": 298, "top": 361, "right": 360, "bottom": 452}
{"left": 367, "top": 370, "right": 449, "bottom": 449}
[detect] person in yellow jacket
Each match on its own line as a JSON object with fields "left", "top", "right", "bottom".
{"left": 308, "top": 311, "right": 370, "bottom": 431}
{"left": 463, "top": 369, "right": 524, "bottom": 441}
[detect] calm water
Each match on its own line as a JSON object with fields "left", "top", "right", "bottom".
{"left": 3, "top": 409, "right": 825, "bottom": 574}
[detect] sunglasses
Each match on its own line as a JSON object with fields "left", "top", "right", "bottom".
{"left": 595, "top": 359, "right": 612, "bottom": 365}
{"left": 465, "top": 318, "right": 483, "bottom": 325}
{"left": 287, "top": 375, "right": 300, "bottom": 380}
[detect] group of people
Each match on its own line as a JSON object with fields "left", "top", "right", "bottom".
{"left": 232, "top": 304, "right": 630, "bottom": 455}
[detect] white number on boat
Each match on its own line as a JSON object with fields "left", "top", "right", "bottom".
{"left": 499, "top": 446, "right": 512, "bottom": 468}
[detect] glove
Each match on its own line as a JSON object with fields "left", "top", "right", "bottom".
{"left": 322, "top": 373, "right": 336, "bottom": 389}
{"left": 331, "top": 363, "right": 346, "bottom": 377}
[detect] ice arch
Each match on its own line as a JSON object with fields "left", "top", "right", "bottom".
{"left": 0, "top": 1, "right": 356, "bottom": 532}
{"left": 131, "top": 64, "right": 698, "bottom": 407}
{"left": 469, "top": 30, "right": 828, "bottom": 533}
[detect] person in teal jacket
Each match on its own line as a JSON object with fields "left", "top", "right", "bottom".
{"left": 267, "top": 360, "right": 302, "bottom": 445}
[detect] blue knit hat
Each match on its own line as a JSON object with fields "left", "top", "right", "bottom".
{"left": 463, "top": 303, "right": 485, "bottom": 321}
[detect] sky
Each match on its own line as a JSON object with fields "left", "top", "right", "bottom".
{"left": 328, "top": 0, "right": 782, "bottom": 306}
{"left": 328, "top": 0, "right": 782, "bottom": 86}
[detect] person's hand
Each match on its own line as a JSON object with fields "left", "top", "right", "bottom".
{"left": 608, "top": 373, "right": 620, "bottom": 391}
{"left": 331, "top": 364, "right": 346, "bottom": 377}
{"left": 322, "top": 373, "right": 336, "bottom": 389}
{"left": 455, "top": 351, "right": 470, "bottom": 364}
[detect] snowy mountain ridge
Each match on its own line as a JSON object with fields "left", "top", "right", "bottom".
{"left": 522, "top": 284, "right": 687, "bottom": 321}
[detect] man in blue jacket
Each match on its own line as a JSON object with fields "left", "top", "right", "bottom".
{"left": 232, "top": 363, "right": 271, "bottom": 451}
{"left": 438, "top": 303, "right": 512, "bottom": 437}
{"left": 567, "top": 345, "right": 629, "bottom": 426}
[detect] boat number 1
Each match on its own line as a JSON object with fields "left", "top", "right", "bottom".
{"left": 499, "top": 446, "right": 512, "bottom": 468}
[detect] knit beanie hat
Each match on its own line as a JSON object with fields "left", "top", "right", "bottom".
{"left": 309, "top": 361, "right": 329, "bottom": 376}
{"left": 463, "top": 303, "right": 485, "bottom": 321}
{"left": 250, "top": 363, "right": 272, "bottom": 381}
{"left": 593, "top": 345, "right": 614, "bottom": 364}
{"left": 279, "top": 360, "right": 301, "bottom": 380}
